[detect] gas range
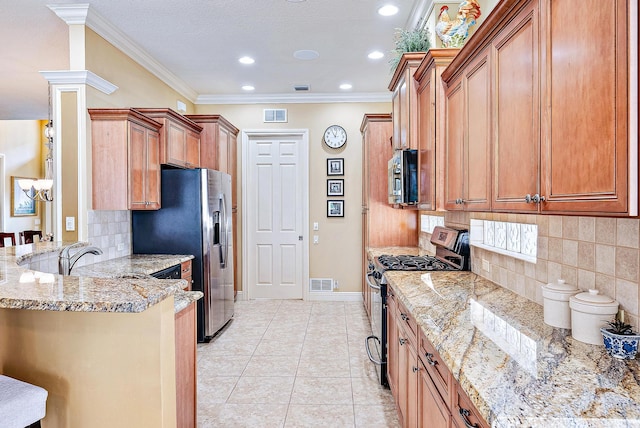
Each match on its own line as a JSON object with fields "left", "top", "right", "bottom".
{"left": 373, "top": 226, "right": 470, "bottom": 275}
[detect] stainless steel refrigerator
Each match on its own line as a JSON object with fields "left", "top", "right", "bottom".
{"left": 132, "top": 168, "right": 234, "bottom": 342}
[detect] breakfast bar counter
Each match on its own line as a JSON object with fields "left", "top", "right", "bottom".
{"left": 383, "top": 266, "right": 640, "bottom": 427}
{"left": 0, "top": 242, "right": 201, "bottom": 427}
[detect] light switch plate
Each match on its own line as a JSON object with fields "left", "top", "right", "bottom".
{"left": 65, "top": 216, "right": 75, "bottom": 231}
{"left": 313, "top": 222, "right": 319, "bottom": 231}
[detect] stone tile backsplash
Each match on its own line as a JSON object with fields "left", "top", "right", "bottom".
{"left": 84, "top": 210, "right": 131, "bottom": 267}
{"left": 420, "top": 211, "right": 640, "bottom": 330}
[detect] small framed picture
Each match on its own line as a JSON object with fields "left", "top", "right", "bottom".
{"left": 327, "top": 158, "right": 344, "bottom": 176}
{"left": 327, "top": 179, "right": 344, "bottom": 196}
{"left": 11, "top": 176, "right": 37, "bottom": 217}
{"left": 327, "top": 200, "right": 344, "bottom": 217}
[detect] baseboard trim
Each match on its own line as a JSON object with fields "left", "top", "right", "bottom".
{"left": 235, "top": 291, "right": 363, "bottom": 302}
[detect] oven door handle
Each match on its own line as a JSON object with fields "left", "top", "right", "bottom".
{"left": 365, "top": 335, "right": 383, "bottom": 365}
{"left": 365, "top": 271, "right": 381, "bottom": 290}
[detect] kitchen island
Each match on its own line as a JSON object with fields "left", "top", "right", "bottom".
{"left": 370, "top": 247, "right": 640, "bottom": 427}
{"left": 0, "top": 242, "right": 201, "bottom": 428}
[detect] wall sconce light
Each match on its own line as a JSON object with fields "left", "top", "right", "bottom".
{"left": 18, "top": 85, "right": 55, "bottom": 202}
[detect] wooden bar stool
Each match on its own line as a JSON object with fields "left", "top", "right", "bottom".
{"left": 0, "top": 232, "right": 16, "bottom": 247}
{"left": 0, "top": 375, "right": 48, "bottom": 428}
{"left": 19, "top": 230, "right": 42, "bottom": 245}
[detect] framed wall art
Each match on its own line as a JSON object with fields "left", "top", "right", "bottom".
{"left": 327, "top": 179, "right": 344, "bottom": 196}
{"left": 327, "top": 200, "right": 344, "bottom": 217}
{"left": 11, "top": 176, "right": 37, "bottom": 217}
{"left": 327, "top": 158, "right": 344, "bottom": 176}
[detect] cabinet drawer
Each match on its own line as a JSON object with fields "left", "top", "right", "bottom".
{"left": 181, "top": 260, "right": 193, "bottom": 291}
{"left": 419, "top": 330, "right": 451, "bottom": 407}
{"left": 396, "top": 299, "right": 417, "bottom": 345}
{"left": 452, "top": 381, "right": 489, "bottom": 428}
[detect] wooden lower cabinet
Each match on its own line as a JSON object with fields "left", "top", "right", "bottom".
{"left": 181, "top": 260, "right": 193, "bottom": 291}
{"left": 419, "top": 365, "right": 450, "bottom": 428}
{"left": 175, "top": 302, "right": 197, "bottom": 428}
{"left": 387, "top": 285, "right": 488, "bottom": 428}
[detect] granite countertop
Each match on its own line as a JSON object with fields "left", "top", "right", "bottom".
{"left": 372, "top": 246, "right": 640, "bottom": 426}
{"left": 0, "top": 243, "right": 202, "bottom": 314}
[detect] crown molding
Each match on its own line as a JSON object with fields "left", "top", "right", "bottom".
{"left": 196, "top": 92, "right": 392, "bottom": 105}
{"left": 40, "top": 70, "right": 118, "bottom": 94}
{"left": 48, "top": 3, "right": 198, "bottom": 102}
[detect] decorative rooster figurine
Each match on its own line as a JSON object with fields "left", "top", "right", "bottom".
{"left": 435, "top": 0, "right": 482, "bottom": 48}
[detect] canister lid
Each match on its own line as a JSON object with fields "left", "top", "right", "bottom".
{"left": 543, "top": 279, "right": 578, "bottom": 293}
{"left": 569, "top": 289, "right": 619, "bottom": 314}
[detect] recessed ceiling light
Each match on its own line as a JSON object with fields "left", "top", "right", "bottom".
{"left": 242, "top": 85, "right": 255, "bottom": 91}
{"left": 339, "top": 83, "right": 353, "bottom": 90}
{"left": 368, "top": 51, "right": 384, "bottom": 60}
{"left": 239, "top": 56, "right": 255, "bottom": 64}
{"left": 378, "top": 5, "right": 399, "bottom": 16}
{"left": 293, "top": 50, "right": 320, "bottom": 60}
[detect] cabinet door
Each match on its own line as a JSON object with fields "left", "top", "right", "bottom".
{"left": 417, "top": 67, "right": 435, "bottom": 210}
{"left": 166, "top": 122, "right": 187, "bottom": 167}
{"left": 392, "top": 88, "right": 402, "bottom": 150}
{"left": 540, "top": 0, "right": 628, "bottom": 213}
{"left": 464, "top": 52, "right": 492, "bottom": 210}
{"left": 419, "top": 366, "right": 450, "bottom": 428}
{"left": 129, "top": 122, "right": 149, "bottom": 210}
{"left": 218, "top": 126, "right": 230, "bottom": 173}
{"left": 185, "top": 129, "right": 200, "bottom": 169}
{"left": 444, "top": 78, "right": 465, "bottom": 210}
{"left": 398, "top": 77, "right": 410, "bottom": 149}
{"left": 175, "top": 303, "right": 197, "bottom": 428}
{"left": 452, "top": 381, "right": 489, "bottom": 428}
{"left": 145, "top": 128, "right": 161, "bottom": 209}
{"left": 386, "top": 290, "right": 399, "bottom": 399}
{"left": 492, "top": 1, "right": 540, "bottom": 212}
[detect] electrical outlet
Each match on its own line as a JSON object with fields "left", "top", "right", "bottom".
{"left": 313, "top": 235, "right": 319, "bottom": 244}
{"left": 333, "top": 280, "right": 339, "bottom": 289}
{"left": 482, "top": 259, "right": 491, "bottom": 272}
{"left": 313, "top": 222, "right": 319, "bottom": 231}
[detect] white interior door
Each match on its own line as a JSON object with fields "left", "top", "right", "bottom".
{"left": 243, "top": 130, "right": 308, "bottom": 299}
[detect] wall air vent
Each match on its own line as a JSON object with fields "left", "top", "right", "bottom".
{"left": 294, "top": 85, "right": 310, "bottom": 92}
{"left": 263, "top": 108, "right": 288, "bottom": 123}
{"left": 310, "top": 278, "right": 333, "bottom": 292}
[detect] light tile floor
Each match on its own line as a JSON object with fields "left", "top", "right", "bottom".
{"left": 196, "top": 300, "right": 400, "bottom": 427}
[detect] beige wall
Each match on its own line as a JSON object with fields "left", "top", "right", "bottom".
{"left": 196, "top": 102, "right": 390, "bottom": 293}
{"left": 420, "top": 210, "right": 640, "bottom": 330}
{"left": 0, "top": 120, "right": 45, "bottom": 237}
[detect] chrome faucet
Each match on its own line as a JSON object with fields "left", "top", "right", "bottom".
{"left": 58, "top": 243, "right": 103, "bottom": 275}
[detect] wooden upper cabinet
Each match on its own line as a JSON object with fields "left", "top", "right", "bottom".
{"left": 414, "top": 49, "right": 459, "bottom": 210}
{"left": 389, "top": 53, "right": 426, "bottom": 150}
{"left": 136, "top": 108, "right": 202, "bottom": 169}
{"left": 492, "top": 0, "right": 540, "bottom": 212}
{"left": 539, "top": 0, "right": 628, "bottom": 214}
{"left": 89, "top": 108, "right": 162, "bottom": 210}
{"left": 443, "top": 50, "right": 491, "bottom": 211}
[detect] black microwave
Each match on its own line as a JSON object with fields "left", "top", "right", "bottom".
{"left": 388, "top": 149, "right": 418, "bottom": 205}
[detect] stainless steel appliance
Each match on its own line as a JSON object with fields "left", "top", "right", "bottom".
{"left": 132, "top": 168, "right": 234, "bottom": 342}
{"left": 388, "top": 149, "right": 418, "bottom": 205}
{"left": 365, "top": 226, "right": 470, "bottom": 386}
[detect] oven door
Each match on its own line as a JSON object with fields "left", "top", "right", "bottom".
{"left": 364, "top": 267, "right": 388, "bottom": 386}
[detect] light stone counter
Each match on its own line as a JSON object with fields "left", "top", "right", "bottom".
{"left": 383, "top": 267, "right": 640, "bottom": 427}
{"left": 0, "top": 243, "right": 201, "bottom": 313}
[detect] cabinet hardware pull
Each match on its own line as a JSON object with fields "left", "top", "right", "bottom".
{"left": 459, "top": 408, "right": 478, "bottom": 428}
{"left": 525, "top": 194, "right": 546, "bottom": 204}
{"left": 412, "top": 366, "right": 419, "bottom": 373}
{"left": 401, "top": 313, "right": 409, "bottom": 321}
{"left": 424, "top": 352, "right": 437, "bottom": 366}
{"left": 399, "top": 338, "right": 407, "bottom": 346}
{"left": 455, "top": 198, "right": 465, "bottom": 205}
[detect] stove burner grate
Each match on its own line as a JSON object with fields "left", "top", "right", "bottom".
{"left": 377, "top": 254, "right": 458, "bottom": 271}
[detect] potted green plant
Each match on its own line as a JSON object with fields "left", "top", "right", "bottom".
{"left": 389, "top": 27, "right": 432, "bottom": 72}
{"left": 601, "top": 318, "right": 640, "bottom": 359}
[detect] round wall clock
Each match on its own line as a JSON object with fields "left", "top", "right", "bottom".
{"left": 323, "top": 125, "right": 347, "bottom": 149}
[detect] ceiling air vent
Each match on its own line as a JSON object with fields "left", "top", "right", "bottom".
{"left": 263, "top": 109, "right": 288, "bottom": 123}
{"left": 294, "top": 84, "right": 310, "bottom": 92}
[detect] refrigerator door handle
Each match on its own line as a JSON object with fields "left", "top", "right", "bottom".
{"left": 219, "top": 193, "right": 228, "bottom": 269}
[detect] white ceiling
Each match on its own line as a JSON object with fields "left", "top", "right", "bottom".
{"left": 1, "top": 0, "right": 429, "bottom": 120}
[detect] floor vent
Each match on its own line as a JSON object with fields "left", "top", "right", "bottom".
{"left": 310, "top": 278, "right": 333, "bottom": 292}
{"left": 263, "top": 108, "right": 287, "bottom": 123}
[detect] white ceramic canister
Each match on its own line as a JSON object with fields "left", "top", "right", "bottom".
{"left": 541, "top": 279, "right": 579, "bottom": 329}
{"left": 569, "top": 289, "right": 619, "bottom": 345}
